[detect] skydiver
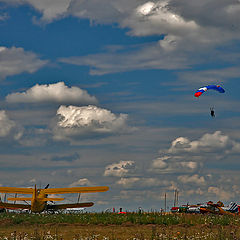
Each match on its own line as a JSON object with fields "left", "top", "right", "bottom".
{"left": 210, "top": 107, "right": 215, "bottom": 117}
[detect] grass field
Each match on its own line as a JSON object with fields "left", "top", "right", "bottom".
{"left": 0, "top": 212, "right": 240, "bottom": 239}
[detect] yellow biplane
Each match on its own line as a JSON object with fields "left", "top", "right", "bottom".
{"left": 0, "top": 185, "right": 109, "bottom": 213}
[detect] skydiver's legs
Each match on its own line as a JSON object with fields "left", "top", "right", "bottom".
{"left": 210, "top": 107, "right": 215, "bottom": 117}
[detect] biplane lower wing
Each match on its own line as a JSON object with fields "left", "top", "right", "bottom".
{"left": 8, "top": 198, "right": 33, "bottom": 201}
{"left": 47, "top": 202, "right": 94, "bottom": 210}
{"left": 43, "top": 186, "right": 109, "bottom": 194}
{"left": 0, "top": 187, "right": 33, "bottom": 194}
{"left": 0, "top": 202, "right": 31, "bottom": 210}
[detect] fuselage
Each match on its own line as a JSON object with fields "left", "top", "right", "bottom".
{"left": 31, "top": 187, "right": 47, "bottom": 213}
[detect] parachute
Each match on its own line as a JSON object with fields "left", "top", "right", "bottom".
{"left": 194, "top": 85, "right": 225, "bottom": 97}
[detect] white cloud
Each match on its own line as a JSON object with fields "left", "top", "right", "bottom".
{"left": 116, "top": 177, "right": 140, "bottom": 188}
{"left": 59, "top": 41, "right": 190, "bottom": 75}
{"left": 3, "top": 0, "right": 240, "bottom": 75}
{"left": 53, "top": 105, "right": 134, "bottom": 140}
{"left": 117, "top": 177, "right": 171, "bottom": 189}
{"left": 0, "top": 110, "right": 23, "bottom": 140}
{"left": 0, "top": 46, "right": 48, "bottom": 79}
{"left": 185, "top": 188, "right": 204, "bottom": 196}
{"left": 208, "top": 186, "right": 233, "bottom": 201}
{"left": 136, "top": 2, "right": 154, "bottom": 16}
{"left": 104, "top": 161, "right": 135, "bottom": 177}
{"left": 6, "top": 82, "right": 97, "bottom": 105}
{"left": 29, "top": 178, "right": 36, "bottom": 183}
{"left": 168, "top": 131, "right": 237, "bottom": 154}
{"left": 69, "top": 178, "right": 92, "bottom": 187}
{"left": 178, "top": 174, "right": 205, "bottom": 185}
{"left": 0, "top": 111, "right": 16, "bottom": 137}
{"left": 29, "top": 0, "right": 71, "bottom": 23}
{"left": 58, "top": 1, "right": 240, "bottom": 75}
{"left": 0, "top": 0, "right": 71, "bottom": 23}
{"left": 151, "top": 156, "right": 169, "bottom": 169}
{"left": 150, "top": 156, "right": 198, "bottom": 174}
{"left": 0, "top": 0, "right": 141, "bottom": 24}
{"left": 148, "top": 131, "right": 240, "bottom": 181}
{"left": 128, "top": 1, "right": 199, "bottom": 37}
{"left": 177, "top": 67, "right": 240, "bottom": 85}
{"left": 3, "top": 0, "right": 240, "bottom": 48}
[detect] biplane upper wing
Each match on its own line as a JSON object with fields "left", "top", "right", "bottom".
{"left": 0, "top": 202, "right": 31, "bottom": 210}
{"left": 47, "top": 202, "right": 94, "bottom": 210}
{"left": 43, "top": 186, "right": 109, "bottom": 194}
{"left": 0, "top": 187, "right": 33, "bottom": 194}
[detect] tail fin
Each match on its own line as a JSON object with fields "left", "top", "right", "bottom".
{"left": 228, "top": 202, "right": 238, "bottom": 213}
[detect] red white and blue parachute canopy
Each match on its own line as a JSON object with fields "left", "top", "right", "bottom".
{"left": 194, "top": 85, "right": 225, "bottom": 97}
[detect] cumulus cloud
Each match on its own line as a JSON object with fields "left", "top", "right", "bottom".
{"left": 185, "top": 188, "right": 204, "bottom": 196}
{"left": 127, "top": 1, "right": 199, "bottom": 37}
{"left": 148, "top": 131, "right": 240, "bottom": 185}
{"left": 8, "top": 0, "right": 239, "bottom": 45}
{"left": 3, "top": 1, "right": 240, "bottom": 75}
{"left": 0, "top": 46, "right": 48, "bottom": 79}
{"left": 6, "top": 82, "right": 97, "bottom": 105}
{"left": 178, "top": 174, "right": 205, "bottom": 185}
{"left": 177, "top": 67, "right": 240, "bottom": 85}
{"left": 0, "top": 111, "right": 16, "bottom": 137}
{"left": 104, "top": 161, "right": 135, "bottom": 177}
{"left": 116, "top": 177, "right": 140, "bottom": 188}
{"left": 0, "top": 0, "right": 71, "bottom": 23}
{"left": 59, "top": 41, "right": 190, "bottom": 75}
{"left": 53, "top": 105, "right": 134, "bottom": 140}
{"left": 117, "top": 177, "right": 171, "bottom": 188}
{"left": 67, "top": 0, "right": 139, "bottom": 24}
{"left": 208, "top": 186, "right": 233, "bottom": 201}
{"left": 2, "top": 0, "right": 240, "bottom": 47}
{"left": 150, "top": 156, "right": 198, "bottom": 174}
{"left": 144, "top": 130, "right": 240, "bottom": 203}
{"left": 0, "top": 0, "right": 140, "bottom": 24}
{"left": 0, "top": 110, "right": 23, "bottom": 140}
{"left": 58, "top": 0, "right": 240, "bottom": 75}
{"left": 69, "top": 178, "right": 92, "bottom": 187}
{"left": 168, "top": 131, "right": 237, "bottom": 154}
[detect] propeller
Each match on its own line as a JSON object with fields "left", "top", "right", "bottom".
{"left": 44, "top": 184, "right": 54, "bottom": 203}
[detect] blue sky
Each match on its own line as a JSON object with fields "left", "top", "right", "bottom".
{"left": 0, "top": 0, "right": 240, "bottom": 211}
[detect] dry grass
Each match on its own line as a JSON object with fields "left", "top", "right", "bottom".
{"left": 0, "top": 223, "right": 240, "bottom": 239}
{"left": 0, "top": 213, "right": 239, "bottom": 239}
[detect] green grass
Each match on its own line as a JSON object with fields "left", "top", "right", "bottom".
{"left": 0, "top": 212, "right": 240, "bottom": 226}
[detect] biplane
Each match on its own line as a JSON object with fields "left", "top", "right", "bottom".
{"left": 199, "top": 201, "right": 239, "bottom": 215}
{"left": 0, "top": 185, "right": 109, "bottom": 213}
{"left": 172, "top": 201, "right": 240, "bottom": 215}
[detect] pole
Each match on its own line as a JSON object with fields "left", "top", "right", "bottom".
{"left": 164, "top": 192, "right": 167, "bottom": 212}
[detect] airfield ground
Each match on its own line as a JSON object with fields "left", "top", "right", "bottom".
{"left": 0, "top": 213, "right": 240, "bottom": 239}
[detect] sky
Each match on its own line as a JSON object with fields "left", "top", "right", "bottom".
{"left": 0, "top": 0, "right": 240, "bottom": 212}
